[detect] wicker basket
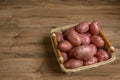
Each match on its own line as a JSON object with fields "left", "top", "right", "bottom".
{"left": 50, "top": 23, "right": 116, "bottom": 73}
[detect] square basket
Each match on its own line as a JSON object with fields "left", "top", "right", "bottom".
{"left": 50, "top": 23, "right": 116, "bottom": 73}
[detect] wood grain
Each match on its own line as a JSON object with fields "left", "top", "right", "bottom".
{"left": 0, "top": 0, "right": 120, "bottom": 80}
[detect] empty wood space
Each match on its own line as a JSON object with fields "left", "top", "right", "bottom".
{"left": 0, "top": 0, "right": 120, "bottom": 80}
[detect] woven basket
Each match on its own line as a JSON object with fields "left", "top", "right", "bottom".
{"left": 50, "top": 23, "right": 116, "bottom": 73}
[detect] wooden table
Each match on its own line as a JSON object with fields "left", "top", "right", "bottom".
{"left": 0, "top": 0, "right": 120, "bottom": 80}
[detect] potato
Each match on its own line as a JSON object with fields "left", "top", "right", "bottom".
{"left": 72, "top": 45, "right": 93, "bottom": 60}
{"left": 65, "top": 28, "right": 81, "bottom": 46}
{"left": 61, "top": 52, "right": 69, "bottom": 62}
{"left": 89, "top": 44, "right": 97, "bottom": 56}
{"left": 58, "top": 40, "right": 72, "bottom": 52}
{"left": 64, "top": 58, "right": 83, "bottom": 69}
{"left": 76, "top": 22, "right": 89, "bottom": 33}
{"left": 55, "top": 31, "right": 64, "bottom": 42}
{"left": 96, "top": 49, "right": 109, "bottom": 62}
{"left": 91, "top": 35, "right": 104, "bottom": 48}
{"left": 79, "top": 34, "right": 90, "bottom": 45}
{"left": 84, "top": 57, "right": 98, "bottom": 66}
{"left": 68, "top": 48, "right": 74, "bottom": 58}
{"left": 90, "top": 21, "right": 99, "bottom": 35}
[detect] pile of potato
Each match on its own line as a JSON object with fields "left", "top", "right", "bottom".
{"left": 55, "top": 21, "right": 110, "bottom": 69}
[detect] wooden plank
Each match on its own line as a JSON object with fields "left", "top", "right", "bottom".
{"left": 0, "top": 0, "right": 120, "bottom": 80}
{"left": 0, "top": 58, "right": 119, "bottom": 80}
{"left": 0, "top": 27, "right": 119, "bottom": 60}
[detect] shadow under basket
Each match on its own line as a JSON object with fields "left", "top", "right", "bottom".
{"left": 50, "top": 23, "right": 116, "bottom": 73}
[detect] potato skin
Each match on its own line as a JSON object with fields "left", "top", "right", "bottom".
{"left": 90, "top": 21, "right": 99, "bottom": 35}
{"left": 72, "top": 45, "right": 93, "bottom": 60}
{"left": 65, "top": 28, "right": 81, "bottom": 46}
{"left": 84, "top": 57, "right": 98, "bottom": 66}
{"left": 76, "top": 22, "right": 89, "bottom": 33}
{"left": 96, "top": 49, "right": 109, "bottom": 62}
{"left": 89, "top": 44, "right": 97, "bottom": 56}
{"left": 79, "top": 34, "right": 90, "bottom": 45}
{"left": 68, "top": 48, "right": 75, "bottom": 58}
{"left": 58, "top": 40, "right": 72, "bottom": 52}
{"left": 55, "top": 31, "right": 64, "bottom": 42}
{"left": 64, "top": 58, "right": 83, "bottom": 69}
{"left": 91, "top": 35, "right": 104, "bottom": 48}
{"left": 61, "top": 52, "right": 69, "bottom": 62}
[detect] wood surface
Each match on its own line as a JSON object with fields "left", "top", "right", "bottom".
{"left": 0, "top": 0, "right": 120, "bottom": 80}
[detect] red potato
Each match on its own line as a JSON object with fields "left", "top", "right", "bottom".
{"left": 68, "top": 48, "right": 75, "bottom": 58}
{"left": 84, "top": 57, "right": 98, "bottom": 66}
{"left": 58, "top": 40, "right": 72, "bottom": 52}
{"left": 96, "top": 49, "right": 109, "bottom": 62}
{"left": 72, "top": 45, "right": 93, "bottom": 60}
{"left": 55, "top": 31, "right": 64, "bottom": 42}
{"left": 89, "top": 44, "right": 97, "bottom": 56}
{"left": 65, "top": 28, "right": 81, "bottom": 46}
{"left": 76, "top": 22, "right": 89, "bottom": 33}
{"left": 64, "top": 58, "right": 83, "bottom": 69}
{"left": 79, "top": 34, "right": 90, "bottom": 45}
{"left": 61, "top": 52, "right": 69, "bottom": 62}
{"left": 91, "top": 35, "right": 104, "bottom": 48}
{"left": 90, "top": 21, "right": 99, "bottom": 35}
